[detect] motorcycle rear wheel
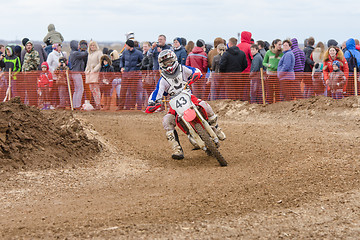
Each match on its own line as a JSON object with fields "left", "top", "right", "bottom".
{"left": 194, "top": 123, "right": 227, "bottom": 167}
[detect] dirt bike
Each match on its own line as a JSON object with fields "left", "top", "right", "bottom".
{"left": 167, "top": 85, "right": 227, "bottom": 167}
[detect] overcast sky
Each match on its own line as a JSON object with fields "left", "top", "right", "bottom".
{"left": 3, "top": 0, "right": 360, "bottom": 45}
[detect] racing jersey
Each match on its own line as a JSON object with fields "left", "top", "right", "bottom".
{"left": 148, "top": 65, "right": 202, "bottom": 103}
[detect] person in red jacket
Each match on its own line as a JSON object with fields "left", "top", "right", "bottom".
{"left": 323, "top": 46, "right": 349, "bottom": 96}
{"left": 236, "top": 31, "right": 253, "bottom": 101}
{"left": 38, "top": 62, "right": 53, "bottom": 109}
{"left": 186, "top": 39, "right": 208, "bottom": 98}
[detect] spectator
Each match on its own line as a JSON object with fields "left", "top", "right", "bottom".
{"left": 341, "top": 41, "right": 347, "bottom": 53}
{"left": 236, "top": 31, "right": 253, "bottom": 101}
{"left": 37, "top": 62, "right": 53, "bottom": 110}
{"left": 109, "top": 49, "right": 121, "bottom": 109}
{"left": 85, "top": 40, "right": 103, "bottom": 110}
{"left": 185, "top": 41, "right": 194, "bottom": 55}
{"left": 344, "top": 38, "right": 360, "bottom": 71}
{"left": 0, "top": 45, "right": 21, "bottom": 98}
{"left": 140, "top": 41, "right": 155, "bottom": 99}
{"left": 304, "top": 37, "right": 315, "bottom": 72}
{"left": 0, "top": 45, "right": 5, "bottom": 55}
{"left": 181, "top": 37, "right": 187, "bottom": 47}
{"left": 327, "top": 39, "right": 338, "bottom": 48}
{"left": 328, "top": 61, "right": 346, "bottom": 99}
{"left": 355, "top": 39, "right": 360, "bottom": 51}
{"left": 211, "top": 43, "right": 226, "bottom": 99}
{"left": 208, "top": 37, "right": 225, "bottom": 71}
{"left": 186, "top": 39, "right": 208, "bottom": 99}
{"left": 118, "top": 39, "right": 143, "bottom": 110}
{"left": 211, "top": 43, "right": 226, "bottom": 73}
{"left": 249, "top": 44, "right": 264, "bottom": 104}
{"left": 262, "top": 39, "right": 283, "bottom": 103}
{"left": 99, "top": 54, "right": 114, "bottom": 110}
{"left": 54, "top": 57, "right": 69, "bottom": 109}
{"left": 150, "top": 34, "right": 171, "bottom": 70}
{"left": 110, "top": 50, "right": 121, "bottom": 72}
{"left": 303, "top": 37, "right": 315, "bottom": 98}
{"left": 264, "top": 41, "right": 270, "bottom": 51}
{"left": 236, "top": 31, "right": 253, "bottom": 73}
{"left": 256, "top": 40, "right": 267, "bottom": 59}
{"left": 311, "top": 42, "right": 326, "bottom": 96}
{"left": 47, "top": 43, "right": 67, "bottom": 108}
{"left": 344, "top": 38, "right": 360, "bottom": 95}
{"left": 14, "top": 46, "right": 22, "bottom": 59}
{"left": 290, "top": 38, "right": 305, "bottom": 99}
{"left": 47, "top": 43, "right": 67, "bottom": 73}
{"left": 22, "top": 40, "right": 40, "bottom": 106}
{"left": 173, "top": 37, "right": 187, "bottom": 65}
{"left": 323, "top": 46, "right": 349, "bottom": 97}
{"left": 219, "top": 37, "right": 248, "bottom": 100}
{"left": 43, "top": 24, "right": 64, "bottom": 55}
{"left": 103, "top": 47, "right": 109, "bottom": 55}
{"left": 277, "top": 39, "right": 295, "bottom": 101}
{"left": 21, "top": 38, "right": 47, "bottom": 70}
{"left": 69, "top": 40, "right": 88, "bottom": 110}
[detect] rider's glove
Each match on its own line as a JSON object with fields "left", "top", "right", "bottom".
{"left": 145, "top": 102, "right": 161, "bottom": 113}
{"left": 188, "top": 71, "right": 202, "bottom": 86}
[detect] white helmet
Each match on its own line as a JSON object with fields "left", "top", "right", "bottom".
{"left": 158, "top": 50, "right": 179, "bottom": 74}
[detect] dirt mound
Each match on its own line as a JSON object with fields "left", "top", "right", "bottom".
{"left": 212, "top": 96, "right": 360, "bottom": 118}
{"left": 0, "top": 98, "right": 102, "bottom": 171}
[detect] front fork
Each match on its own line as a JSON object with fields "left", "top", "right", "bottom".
{"left": 180, "top": 106, "right": 220, "bottom": 150}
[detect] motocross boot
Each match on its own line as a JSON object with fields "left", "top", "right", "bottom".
{"left": 208, "top": 115, "right": 226, "bottom": 141}
{"left": 188, "top": 134, "right": 201, "bottom": 150}
{"left": 166, "top": 130, "right": 184, "bottom": 160}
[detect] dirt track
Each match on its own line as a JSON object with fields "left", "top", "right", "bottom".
{"left": 1, "top": 97, "right": 360, "bottom": 239}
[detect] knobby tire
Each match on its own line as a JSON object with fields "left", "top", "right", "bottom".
{"left": 194, "top": 123, "right": 227, "bottom": 167}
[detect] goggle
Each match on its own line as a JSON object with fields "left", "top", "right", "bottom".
{"left": 161, "top": 58, "right": 174, "bottom": 67}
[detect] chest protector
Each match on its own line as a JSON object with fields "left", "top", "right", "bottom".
{"left": 161, "top": 65, "right": 190, "bottom": 97}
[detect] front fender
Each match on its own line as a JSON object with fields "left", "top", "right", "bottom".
{"left": 183, "top": 108, "right": 197, "bottom": 122}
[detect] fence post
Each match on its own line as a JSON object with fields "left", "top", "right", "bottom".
{"left": 260, "top": 68, "right": 265, "bottom": 105}
{"left": 354, "top": 68, "right": 358, "bottom": 97}
{"left": 66, "top": 70, "right": 74, "bottom": 111}
{"left": 8, "top": 68, "right": 12, "bottom": 100}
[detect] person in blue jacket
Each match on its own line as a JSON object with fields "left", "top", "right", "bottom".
{"left": 118, "top": 39, "right": 143, "bottom": 110}
{"left": 277, "top": 39, "right": 295, "bottom": 101}
{"left": 173, "top": 37, "right": 187, "bottom": 65}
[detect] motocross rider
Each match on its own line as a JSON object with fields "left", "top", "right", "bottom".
{"left": 145, "top": 49, "right": 226, "bottom": 160}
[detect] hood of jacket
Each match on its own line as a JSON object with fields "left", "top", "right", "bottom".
{"left": 48, "top": 24, "right": 55, "bottom": 32}
{"left": 346, "top": 38, "right": 356, "bottom": 50}
{"left": 323, "top": 47, "right": 344, "bottom": 62}
{"left": 228, "top": 46, "right": 241, "bottom": 55}
{"left": 110, "top": 50, "right": 119, "bottom": 60}
{"left": 41, "top": 61, "right": 49, "bottom": 71}
{"left": 241, "top": 31, "right": 252, "bottom": 44}
{"left": 290, "top": 38, "right": 299, "bottom": 49}
{"left": 100, "top": 54, "right": 112, "bottom": 66}
{"left": 213, "top": 37, "right": 224, "bottom": 48}
{"left": 70, "top": 40, "right": 79, "bottom": 51}
{"left": 5, "top": 45, "right": 14, "bottom": 57}
{"left": 192, "top": 46, "right": 205, "bottom": 54}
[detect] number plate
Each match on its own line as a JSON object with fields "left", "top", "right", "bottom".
{"left": 169, "top": 92, "right": 192, "bottom": 116}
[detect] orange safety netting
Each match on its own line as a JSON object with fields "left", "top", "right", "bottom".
{"left": 1, "top": 70, "right": 359, "bottom": 110}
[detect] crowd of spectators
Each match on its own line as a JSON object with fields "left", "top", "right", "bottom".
{"left": 1, "top": 24, "right": 360, "bottom": 111}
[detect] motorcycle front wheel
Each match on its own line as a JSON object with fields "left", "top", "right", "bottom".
{"left": 194, "top": 123, "right": 227, "bottom": 167}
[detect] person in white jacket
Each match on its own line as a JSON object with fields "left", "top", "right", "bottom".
{"left": 47, "top": 44, "right": 67, "bottom": 73}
